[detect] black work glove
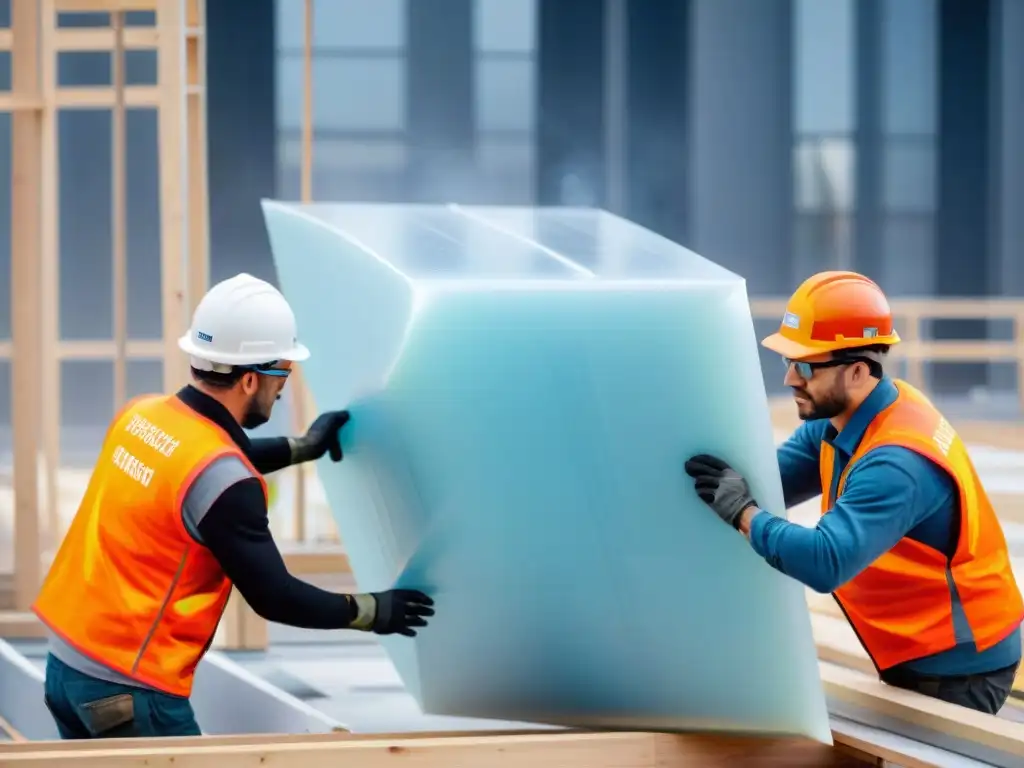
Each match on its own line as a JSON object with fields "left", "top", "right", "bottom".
{"left": 683, "top": 454, "right": 758, "bottom": 529}
{"left": 348, "top": 589, "right": 435, "bottom": 637}
{"left": 289, "top": 410, "right": 351, "bottom": 464}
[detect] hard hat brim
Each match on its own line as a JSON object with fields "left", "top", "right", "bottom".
{"left": 178, "top": 333, "right": 311, "bottom": 366}
{"left": 761, "top": 330, "right": 900, "bottom": 360}
{"left": 760, "top": 332, "right": 826, "bottom": 361}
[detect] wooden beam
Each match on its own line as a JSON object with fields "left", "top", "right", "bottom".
{"left": 156, "top": 0, "right": 190, "bottom": 392}
{"left": 10, "top": 0, "right": 44, "bottom": 611}
{"left": 55, "top": 340, "right": 165, "bottom": 360}
{"left": 38, "top": 0, "right": 64, "bottom": 575}
{"left": 53, "top": 27, "right": 159, "bottom": 51}
{"left": 0, "top": 610, "right": 48, "bottom": 639}
{"left": 282, "top": 546, "right": 351, "bottom": 575}
{"left": 821, "top": 662, "right": 1024, "bottom": 760}
{"left": 111, "top": 10, "right": 128, "bottom": 411}
{"left": 0, "top": 731, "right": 871, "bottom": 767}
{"left": 54, "top": 0, "right": 157, "bottom": 10}
{"left": 184, "top": 0, "right": 209, "bottom": 320}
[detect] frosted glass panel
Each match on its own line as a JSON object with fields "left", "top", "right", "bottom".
{"left": 262, "top": 201, "right": 831, "bottom": 742}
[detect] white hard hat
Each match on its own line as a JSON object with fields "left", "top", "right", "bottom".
{"left": 178, "top": 273, "right": 310, "bottom": 369}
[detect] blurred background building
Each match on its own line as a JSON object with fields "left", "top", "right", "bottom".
{"left": 0, "top": 0, "right": 1022, "bottom": 432}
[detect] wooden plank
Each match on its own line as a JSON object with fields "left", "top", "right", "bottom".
{"left": 56, "top": 340, "right": 164, "bottom": 360}
{"left": 54, "top": 0, "right": 156, "bottom": 10}
{"left": 39, "top": 0, "right": 65, "bottom": 575}
{"left": 184, "top": 0, "right": 209, "bottom": 325}
{"left": 53, "top": 27, "right": 158, "bottom": 51}
{"left": 0, "top": 610, "right": 47, "bottom": 639}
{"left": 821, "top": 662, "right": 1024, "bottom": 761}
{"left": 0, "top": 729, "right": 566, "bottom": 753}
{"left": 111, "top": 10, "right": 128, "bottom": 411}
{"left": 156, "top": 0, "right": 190, "bottom": 392}
{"left": 54, "top": 86, "right": 160, "bottom": 108}
{"left": 0, "top": 731, "right": 870, "bottom": 767}
{"left": 10, "top": 0, "right": 44, "bottom": 611}
{"left": 0, "top": 713, "right": 27, "bottom": 742}
{"left": 282, "top": 546, "right": 351, "bottom": 574}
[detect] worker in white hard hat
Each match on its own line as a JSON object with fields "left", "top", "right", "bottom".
{"left": 33, "top": 273, "right": 434, "bottom": 739}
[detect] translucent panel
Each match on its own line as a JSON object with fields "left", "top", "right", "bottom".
{"left": 794, "top": 0, "right": 855, "bottom": 134}
{"left": 882, "top": 139, "right": 936, "bottom": 213}
{"left": 881, "top": 214, "right": 936, "bottom": 295}
{"left": 793, "top": 138, "right": 855, "bottom": 212}
{"left": 262, "top": 200, "right": 831, "bottom": 741}
{"left": 277, "top": 0, "right": 406, "bottom": 50}
{"left": 276, "top": 55, "right": 405, "bottom": 132}
{"left": 475, "top": 57, "right": 534, "bottom": 133}
{"left": 882, "top": 0, "right": 937, "bottom": 136}
{"left": 474, "top": 0, "right": 536, "bottom": 53}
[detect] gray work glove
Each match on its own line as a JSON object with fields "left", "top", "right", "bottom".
{"left": 289, "top": 410, "right": 351, "bottom": 464}
{"left": 683, "top": 454, "right": 758, "bottom": 529}
{"left": 348, "top": 589, "right": 435, "bottom": 637}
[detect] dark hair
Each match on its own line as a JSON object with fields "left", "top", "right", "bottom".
{"left": 190, "top": 366, "right": 246, "bottom": 390}
{"left": 834, "top": 344, "right": 890, "bottom": 378}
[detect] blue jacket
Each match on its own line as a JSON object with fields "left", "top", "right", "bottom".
{"left": 749, "top": 376, "right": 1021, "bottom": 676}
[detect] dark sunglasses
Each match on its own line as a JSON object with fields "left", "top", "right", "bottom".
{"left": 783, "top": 356, "right": 880, "bottom": 380}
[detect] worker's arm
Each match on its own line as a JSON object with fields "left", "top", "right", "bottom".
{"left": 194, "top": 474, "right": 358, "bottom": 628}
{"left": 248, "top": 437, "right": 292, "bottom": 474}
{"left": 776, "top": 420, "right": 827, "bottom": 508}
{"left": 246, "top": 410, "right": 352, "bottom": 475}
{"left": 746, "top": 446, "right": 951, "bottom": 593}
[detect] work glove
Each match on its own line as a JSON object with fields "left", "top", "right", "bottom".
{"left": 683, "top": 454, "right": 758, "bottom": 529}
{"left": 349, "top": 589, "right": 435, "bottom": 637}
{"left": 289, "top": 410, "right": 351, "bottom": 464}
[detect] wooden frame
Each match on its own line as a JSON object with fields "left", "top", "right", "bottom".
{"left": 0, "top": 0, "right": 207, "bottom": 613}
{"left": 1, "top": 2, "right": 1024, "bottom": 763}
{"left": 2, "top": 657, "right": 1024, "bottom": 765}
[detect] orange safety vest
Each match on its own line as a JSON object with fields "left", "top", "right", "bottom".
{"left": 33, "top": 393, "right": 267, "bottom": 697}
{"left": 820, "top": 379, "right": 1024, "bottom": 671}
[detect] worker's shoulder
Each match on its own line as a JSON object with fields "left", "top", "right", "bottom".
{"left": 851, "top": 444, "right": 955, "bottom": 493}
{"left": 186, "top": 454, "right": 257, "bottom": 503}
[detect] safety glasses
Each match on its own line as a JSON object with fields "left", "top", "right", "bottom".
{"left": 783, "top": 356, "right": 874, "bottom": 380}
{"left": 241, "top": 361, "right": 292, "bottom": 379}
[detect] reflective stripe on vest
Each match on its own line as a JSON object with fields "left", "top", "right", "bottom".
{"left": 819, "top": 379, "right": 1024, "bottom": 671}
{"left": 32, "top": 393, "right": 267, "bottom": 697}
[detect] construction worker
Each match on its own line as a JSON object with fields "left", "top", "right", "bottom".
{"left": 33, "top": 273, "right": 434, "bottom": 739}
{"left": 684, "top": 271, "right": 1023, "bottom": 715}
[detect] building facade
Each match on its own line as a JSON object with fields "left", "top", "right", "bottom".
{"left": 0, "top": 0, "right": 1022, "bottom": 428}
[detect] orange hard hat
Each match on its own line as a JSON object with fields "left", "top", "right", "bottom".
{"left": 761, "top": 271, "right": 900, "bottom": 360}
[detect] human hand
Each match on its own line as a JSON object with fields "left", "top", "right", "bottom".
{"left": 290, "top": 410, "right": 351, "bottom": 463}
{"left": 349, "top": 589, "right": 435, "bottom": 637}
{"left": 683, "top": 454, "right": 758, "bottom": 529}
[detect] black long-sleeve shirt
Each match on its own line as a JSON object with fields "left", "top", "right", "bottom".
{"left": 176, "top": 386, "right": 356, "bottom": 629}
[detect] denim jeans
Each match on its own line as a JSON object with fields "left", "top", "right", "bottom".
{"left": 43, "top": 653, "right": 201, "bottom": 739}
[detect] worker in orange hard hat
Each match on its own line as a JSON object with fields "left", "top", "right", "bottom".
{"left": 684, "top": 271, "right": 1024, "bottom": 714}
